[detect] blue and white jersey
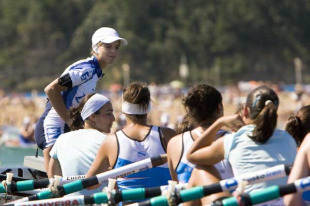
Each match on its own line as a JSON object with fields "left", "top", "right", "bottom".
{"left": 303, "top": 191, "right": 310, "bottom": 205}
{"left": 176, "top": 131, "right": 195, "bottom": 184}
{"left": 43, "top": 56, "right": 103, "bottom": 148}
{"left": 59, "top": 55, "right": 103, "bottom": 110}
{"left": 113, "top": 126, "right": 171, "bottom": 189}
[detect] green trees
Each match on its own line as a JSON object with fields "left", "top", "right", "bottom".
{"left": 0, "top": 0, "right": 309, "bottom": 91}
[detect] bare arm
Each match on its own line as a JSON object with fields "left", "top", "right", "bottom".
{"left": 187, "top": 114, "right": 242, "bottom": 165}
{"left": 86, "top": 134, "right": 117, "bottom": 189}
{"left": 167, "top": 134, "right": 182, "bottom": 181}
{"left": 20, "top": 124, "right": 34, "bottom": 140}
{"left": 48, "top": 157, "right": 62, "bottom": 178}
{"left": 188, "top": 137, "right": 225, "bottom": 166}
{"left": 44, "top": 78, "right": 72, "bottom": 125}
{"left": 284, "top": 134, "right": 310, "bottom": 206}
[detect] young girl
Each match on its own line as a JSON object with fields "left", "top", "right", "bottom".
{"left": 34, "top": 27, "right": 127, "bottom": 173}
{"left": 167, "top": 83, "right": 233, "bottom": 204}
{"left": 284, "top": 105, "right": 310, "bottom": 206}
{"left": 86, "top": 82, "right": 177, "bottom": 192}
{"left": 187, "top": 85, "right": 297, "bottom": 205}
{"left": 285, "top": 105, "right": 310, "bottom": 148}
{"left": 48, "top": 93, "right": 115, "bottom": 195}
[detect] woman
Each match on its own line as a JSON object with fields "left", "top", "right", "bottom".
{"left": 49, "top": 93, "right": 115, "bottom": 195}
{"left": 86, "top": 81, "right": 177, "bottom": 191}
{"left": 167, "top": 83, "right": 233, "bottom": 204}
{"left": 285, "top": 105, "right": 310, "bottom": 148}
{"left": 284, "top": 105, "right": 310, "bottom": 206}
{"left": 34, "top": 27, "right": 127, "bottom": 172}
{"left": 187, "top": 85, "right": 297, "bottom": 205}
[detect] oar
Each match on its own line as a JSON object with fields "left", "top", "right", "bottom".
{"left": 0, "top": 174, "right": 86, "bottom": 194}
{"left": 217, "top": 175, "right": 310, "bottom": 206}
{"left": 0, "top": 174, "right": 30, "bottom": 182}
{"left": 134, "top": 164, "right": 291, "bottom": 206}
{"left": 5, "top": 183, "right": 187, "bottom": 206}
{"left": 5, "top": 154, "right": 167, "bottom": 204}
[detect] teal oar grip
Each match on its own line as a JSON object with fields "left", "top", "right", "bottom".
{"left": 36, "top": 190, "right": 54, "bottom": 200}
{"left": 0, "top": 184, "right": 6, "bottom": 193}
{"left": 222, "top": 197, "right": 240, "bottom": 206}
{"left": 222, "top": 186, "right": 280, "bottom": 206}
{"left": 63, "top": 179, "right": 84, "bottom": 194}
{"left": 93, "top": 192, "right": 109, "bottom": 204}
{"left": 180, "top": 186, "right": 204, "bottom": 202}
{"left": 122, "top": 188, "right": 146, "bottom": 201}
{"left": 150, "top": 195, "right": 169, "bottom": 206}
{"left": 250, "top": 185, "right": 280, "bottom": 205}
{"left": 16, "top": 180, "right": 35, "bottom": 191}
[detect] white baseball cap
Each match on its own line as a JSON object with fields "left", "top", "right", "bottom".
{"left": 92, "top": 27, "right": 127, "bottom": 47}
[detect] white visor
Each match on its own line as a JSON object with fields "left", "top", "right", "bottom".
{"left": 122, "top": 99, "right": 151, "bottom": 115}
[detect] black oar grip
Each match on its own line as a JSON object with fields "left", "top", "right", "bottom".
{"left": 34, "top": 178, "right": 50, "bottom": 189}
{"left": 151, "top": 154, "right": 167, "bottom": 167}
{"left": 285, "top": 164, "right": 293, "bottom": 176}
{"left": 279, "top": 183, "right": 297, "bottom": 196}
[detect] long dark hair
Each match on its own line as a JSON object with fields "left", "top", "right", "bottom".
{"left": 183, "top": 83, "right": 222, "bottom": 126}
{"left": 69, "top": 93, "right": 96, "bottom": 130}
{"left": 285, "top": 105, "right": 310, "bottom": 146}
{"left": 246, "top": 86, "right": 279, "bottom": 143}
{"left": 175, "top": 114, "right": 196, "bottom": 134}
{"left": 176, "top": 84, "right": 222, "bottom": 134}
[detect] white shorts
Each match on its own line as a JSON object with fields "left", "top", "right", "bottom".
{"left": 43, "top": 109, "right": 65, "bottom": 148}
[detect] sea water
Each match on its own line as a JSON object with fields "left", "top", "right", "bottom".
{"left": 0, "top": 145, "right": 42, "bottom": 167}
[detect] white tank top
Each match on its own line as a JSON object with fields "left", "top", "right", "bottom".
{"left": 176, "top": 131, "right": 195, "bottom": 183}
{"left": 113, "top": 125, "right": 171, "bottom": 189}
{"left": 177, "top": 130, "right": 234, "bottom": 182}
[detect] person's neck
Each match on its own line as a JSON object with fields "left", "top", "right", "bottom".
{"left": 193, "top": 125, "right": 210, "bottom": 135}
{"left": 125, "top": 118, "right": 148, "bottom": 127}
{"left": 198, "top": 121, "right": 214, "bottom": 131}
{"left": 84, "top": 125, "right": 109, "bottom": 134}
{"left": 99, "top": 61, "right": 107, "bottom": 70}
{"left": 84, "top": 124, "right": 95, "bottom": 130}
{"left": 94, "top": 54, "right": 107, "bottom": 70}
{"left": 191, "top": 121, "right": 215, "bottom": 139}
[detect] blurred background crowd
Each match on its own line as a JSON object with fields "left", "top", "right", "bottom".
{"left": 1, "top": 0, "right": 310, "bottom": 151}
{"left": 0, "top": 81, "right": 309, "bottom": 148}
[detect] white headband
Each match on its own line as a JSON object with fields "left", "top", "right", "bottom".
{"left": 81, "top": 94, "right": 110, "bottom": 120}
{"left": 122, "top": 99, "right": 151, "bottom": 115}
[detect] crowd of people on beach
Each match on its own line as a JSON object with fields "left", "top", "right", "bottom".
{"left": 1, "top": 26, "right": 310, "bottom": 205}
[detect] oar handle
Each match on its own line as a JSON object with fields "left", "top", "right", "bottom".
{"left": 136, "top": 164, "right": 292, "bottom": 206}
{"left": 221, "top": 176, "right": 310, "bottom": 206}
{"left": 151, "top": 154, "right": 167, "bottom": 167}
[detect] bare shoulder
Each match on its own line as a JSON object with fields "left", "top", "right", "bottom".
{"left": 167, "top": 133, "right": 183, "bottom": 172}
{"left": 301, "top": 133, "right": 310, "bottom": 147}
{"left": 100, "top": 133, "right": 118, "bottom": 167}
{"left": 296, "top": 133, "right": 310, "bottom": 156}
{"left": 167, "top": 133, "right": 182, "bottom": 152}
{"left": 102, "top": 133, "right": 118, "bottom": 147}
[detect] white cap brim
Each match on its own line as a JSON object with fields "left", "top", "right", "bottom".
{"left": 100, "top": 37, "right": 127, "bottom": 46}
